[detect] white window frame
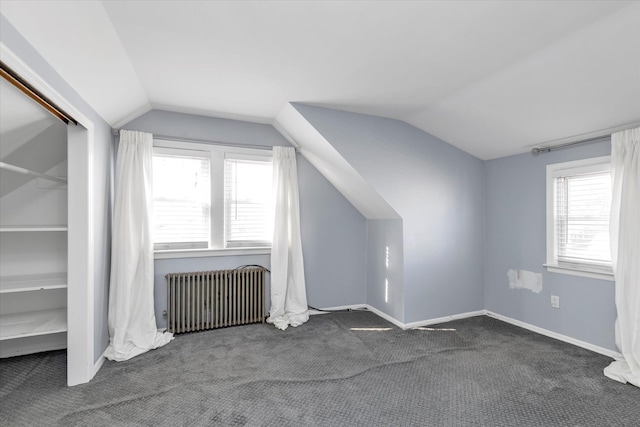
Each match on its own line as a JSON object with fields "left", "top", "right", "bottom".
{"left": 545, "top": 155, "right": 613, "bottom": 281}
{"left": 152, "top": 139, "right": 272, "bottom": 259}
{"left": 223, "top": 152, "right": 274, "bottom": 248}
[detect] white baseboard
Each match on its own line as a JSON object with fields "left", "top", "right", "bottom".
{"left": 403, "top": 310, "right": 486, "bottom": 330}
{"left": 362, "top": 305, "right": 406, "bottom": 329}
{"left": 310, "top": 304, "right": 621, "bottom": 360}
{"left": 486, "top": 311, "right": 622, "bottom": 359}
{"left": 362, "top": 306, "right": 485, "bottom": 330}
{"left": 92, "top": 353, "right": 106, "bottom": 377}
{"left": 309, "top": 304, "right": 405, "bottom": 328}
{"left": 309, "top": 304, "right": 367, "bottom": 315}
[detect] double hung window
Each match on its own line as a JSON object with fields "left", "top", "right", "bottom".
{"left": 152, "top": 139, "right": 272, "bottom": 253}
{"left": 545, "top": 156, "right": 612, "bottom": 279}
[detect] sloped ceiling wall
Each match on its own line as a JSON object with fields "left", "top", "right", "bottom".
{"left": 276, "top": 103, "right": 485, "bottom": 323}
{"left": 275, "top": 104, "right": 399, "bottom": 220}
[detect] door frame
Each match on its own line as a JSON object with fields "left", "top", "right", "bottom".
{"left": 1, "top": 42, "right": 97, "bottom": 386}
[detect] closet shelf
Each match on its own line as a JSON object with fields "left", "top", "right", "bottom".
{"left": 0, "top": 161, "right": 67, "bottom": 184}
{"left": 0, "top": 225, "right": 67, "bottom": 232}
{"left": 0, "top": 273, "right": 67, "bottom": 293}
{"left": 0, "top": 309, "right": 67, "bottom": 340}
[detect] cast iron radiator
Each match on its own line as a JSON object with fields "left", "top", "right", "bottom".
{"left": 166, "top": 267, "right": 266, "bottom": 334}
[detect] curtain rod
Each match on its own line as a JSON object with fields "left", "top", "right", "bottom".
{"left": 531, "top": 135, "right": 610, "bottom": 155}
{"left": 112, "top": 129, "right": 295, "bottom": 152}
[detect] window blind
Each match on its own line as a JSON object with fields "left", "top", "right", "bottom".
{"left": 152, "top": 151, "right": 210, "bottom": 249}
{"left": 224, "top": 158, "right": 273, "bottom": 247}
{"left": 554, "top": 171, "right": 611, "bottom": 268}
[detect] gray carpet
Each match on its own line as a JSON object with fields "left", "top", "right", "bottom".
{"left": 1, "top": 311, "right": 638, "bottom": 426}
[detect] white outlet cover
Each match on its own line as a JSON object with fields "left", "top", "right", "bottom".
{"left": 551, "top": 295, "right": 560, "bottom": 308}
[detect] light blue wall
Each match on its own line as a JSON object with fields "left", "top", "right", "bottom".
{"left": 1, "top": 14, "right": 113, "bottom": 363}
{"left": 291, "top": 104, "right": 486, "bottom": 323}
{"left": 367, "top": 219, "right": 404, "bottom": 321}
{"left": 3, "top": 10, "right": 616, "bottom": 357}
{"left": 123, "top": 109, "right": 285, "bottom": 147}
{"left": 298, "top": 155, "right": 368, "bottom": 309}
{"left": 484, "top": 140, "right": 615, "bottom": 350}
{"left": 122, "top": 110, "right": 367, "bottom": 326}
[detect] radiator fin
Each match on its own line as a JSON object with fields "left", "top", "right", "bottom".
{"left": 166, "top": 267, "right": 265, "bottom": 334}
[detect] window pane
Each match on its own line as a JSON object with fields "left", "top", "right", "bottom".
{"left": 555, "top": 171, "right": 611, "bottom": 267}
{"left": 224, "top": 158, "right": 272, "bottom": 247}
{"left": 153, "top": 151, "right": 210, "bottom": 249}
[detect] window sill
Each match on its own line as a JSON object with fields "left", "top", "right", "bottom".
{"left": 543, "top": 264, "right": 614, "bottom": 282}
{"left": 155, "top": 247, "right": 271, "bottom": 260}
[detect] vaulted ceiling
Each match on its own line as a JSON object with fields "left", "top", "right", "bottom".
{"left": 2, "top": 1, "right": 639, "bottom": 159}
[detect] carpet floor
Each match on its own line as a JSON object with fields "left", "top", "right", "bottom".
{"left": 1, "top": 311, "right": 638, "bottom": 426}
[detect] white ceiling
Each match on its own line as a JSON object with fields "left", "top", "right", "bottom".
{"left": 1, "top": 1, "right": 639, "bottom": 160}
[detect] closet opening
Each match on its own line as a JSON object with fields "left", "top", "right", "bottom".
{"left": 0, "top": 62, "right": 70, "bottom": 361}
{"left": 1, "top": 54, "right": 96, "bottom": 386}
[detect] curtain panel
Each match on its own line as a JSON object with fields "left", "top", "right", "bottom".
{"left": 267, "top": 146, "right": 309, "bottom": 330}
{"left": 604, "top": 126, "right": 639, "bottom": 387}
{"left": 104, "top": 130, "right": 172, "bottom": 361}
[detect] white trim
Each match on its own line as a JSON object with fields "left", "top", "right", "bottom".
{"left": 403, "top": 310, "right": 486, "bottom": 330}
{"left": 92, "top": 353, "right": 106, "bottom": 377}
{"left": 309, "top": 304, "right": 404, "bottom": 327}
{"left": 544, "top": 264, "right": 614, "bottom": 281}
{"left": 67, "top": 125, "right": 95, "bottom": 386}
{"left": 309, "top": 304, "right": 368, "bottom": 314}
{"left": 152, "top": 138, "right": 272, "bottom": 252}
{"left": 309, "top": 304, "right": 367, "bottom": 315}
{"left": 363, "top": 305, "right": 406, "bottom": 329}
{"left": 2, "top": 42, "right": 98, "bottom": 386}
{"left": 154, "top": 138, "right": 272, "bottom": 157}
{"left": 486, "top": 311, "right": 622, "bottom": 359}
{"left": 545, "top": 155, "right": 612, "bottom": 279}
{"left": 0, "top": 226, "right": 67, "bottom": 232}
{"left": 153, "top": 145, "right": 210, "bottom": 158}
{"left": 341, "top": 304, "right": 622, "bottom": 359}
{"left": 154, "top": 247, "right": 270, "bottom": 259}
{"left": 0, "top": 42, "right": 93, "bottom": 127}
{"left": 334, "top": 305, "right": 486, "bottom": 330}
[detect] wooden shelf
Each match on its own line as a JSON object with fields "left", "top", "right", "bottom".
{"left": 0, "top": 273, "right": 67, "bottom": 293}
{"left": 0, "top": 309, "right": 67, "bottom": 340}
{"left": 0, "top": 225, "right": 67, "bottom": 232}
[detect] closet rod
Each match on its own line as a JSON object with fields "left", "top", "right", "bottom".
{"left": 531, "top": 135, "right": 609, "bottom": 155}
{"left": 0, "top": 61, "right": 77, "bottom": 126}
{"left": 0, "top": 162, "right": 67, "bottom": 184}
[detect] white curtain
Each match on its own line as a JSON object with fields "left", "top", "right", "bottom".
{"left": 604, "top": 127, "right": 640, "bottom": 387}
{"left": 267, "top": 146, "right": 309, "bottom": 330}
{"left": 104, "top": 130, "right": 173, "bottom": 361}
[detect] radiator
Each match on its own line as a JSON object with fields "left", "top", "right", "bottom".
{"left": 166, "top": 267, "right": 266, "bottom": 334}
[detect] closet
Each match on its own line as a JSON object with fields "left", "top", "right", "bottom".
{"left": 0, "top": 75, "right": 69, "bottom": 357}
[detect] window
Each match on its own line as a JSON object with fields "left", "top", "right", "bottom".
{"left": 545, "top": 156, "right": 613, "bottom": 280}
{"left": 152, "top": 139, "right": 272, "bottom": 255}
{"left": 224, "top": 157, "right": 273, "bottom": 247}
{"left": 153, "top": 148, "right": 211, "bottom": 250}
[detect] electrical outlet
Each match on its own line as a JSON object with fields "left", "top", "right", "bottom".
{"left": 550, "top": 295, "right": 560, "bottom": 309}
